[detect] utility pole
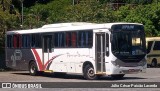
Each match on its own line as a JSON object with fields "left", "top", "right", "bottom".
{"left": 21, "top": 0, "right": 24, "bottom": 28}
{"left": 73, "top": 0, "right": 74, "bottom": 5}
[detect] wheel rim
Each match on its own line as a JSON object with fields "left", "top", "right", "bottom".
{"left": 30, "top": 64, "right": 35, "bottom": 73}
{"left": 87, "top": 67, "right": 95, "bottom": 77}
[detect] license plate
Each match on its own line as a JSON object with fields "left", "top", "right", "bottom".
{"left": 122, "top": 69, "right": 140, "bottom": 74}
{"left": 128, "top": 69, "right": 136, "bottom": 72}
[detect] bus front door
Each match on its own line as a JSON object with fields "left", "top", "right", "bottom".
{"left": 43, "top": 35, "right": 53, "bottom": 70}
{"left": 95, "top": 33, "right": 106, "bottom": 74}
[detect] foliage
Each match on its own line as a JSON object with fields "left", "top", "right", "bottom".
{"left": 0, "top": 5, "right": 20, "bottom": 51}
{"left": 122, "top": 3, "right": 160, "bottom": 36}
{"left": 0, "top": 0, "right": 160, "bottom": 37}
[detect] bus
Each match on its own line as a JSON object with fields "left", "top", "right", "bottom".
{"left": 146, "top": 37, "right": 160, "bottom": 67}
{"left": 5, "top": 22, "right": 147, "bottom": 80}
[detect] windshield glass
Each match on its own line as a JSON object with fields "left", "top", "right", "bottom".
{"left": 111, "top": 25, "right": 146, "bottom": 56}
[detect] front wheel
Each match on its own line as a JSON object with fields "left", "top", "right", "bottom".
{"left": 83, "top": 64, "right": 97, "bottom": 80}
{"left": 29, "top": 61, "right": 39, "bottom": 76}
{"left": 111, "top": 74, "right": 125, "bottom": 80}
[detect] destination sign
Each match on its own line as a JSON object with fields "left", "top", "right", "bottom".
{"left": 122, "top": 25, "right": 134, "bottom": 30}
{"left": 111, "top": 24, "right": 144, "bottom": 31}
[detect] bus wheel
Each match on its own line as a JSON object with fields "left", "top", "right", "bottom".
{"left": 29, "top": 61, "right": 39, "bottom": 76}
{"left": 151, "top": 59, "right": 157, "bottom": 67}
{"left": 111, "top": 74, "right": 125, "bottom": 80}
{"left": 83, "top": 64, "right": 97, "bottom": 80}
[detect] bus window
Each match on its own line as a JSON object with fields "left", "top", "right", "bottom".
{"left": 7, "top": 35, "right": 13, "bottom": 48}
{"left": 13, "top": 35, "right": 21, "bottom": 48}
{"left": 147, "top": 41, "right": 153, "bottom": 53}
{"left": 88, "top": 31, "right": 93, "bottom": 47}
{"left": 71, "top": 32, "right": 77, "bottom": 47}
{"left": 22, "top": 35, "right": 30, "bottom": 48}
{"left": 31, "top": 34, "right": 36, "bottom": 47}
{"left": 106, "top": 33, "right": 109, "bottom": 56}
{"left": 153, "top": 41, "right": 160, "bottom": 50}
{"left": 65, "top": 32, "right": 71, "bottom": 47}
{"left": 78, "top": 31, "right": 85, "bottom": 47}
{"left": 35, "top": 34, "right": 41, "bottom": 48}
{"left": 54, "top": 32, "right": 64, "bottom": 48}
{"left": 78, "top": 30, "right": 93, "bottom": 48}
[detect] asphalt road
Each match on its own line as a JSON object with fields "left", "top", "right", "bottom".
{"left": 0, "top": 68, "right": 160, "bottom": 91}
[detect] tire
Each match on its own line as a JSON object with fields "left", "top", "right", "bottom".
{"left": 151, "top": 59, "right": 157, "bottom": 67}
{"left": 83, "top": 64, "right": 97, "bottom": 80}
{"left": 111, "top": 74, "right": 125, "bottom": 80}
{"left": 29, "top": 61, "right": 39, "bottom": 76}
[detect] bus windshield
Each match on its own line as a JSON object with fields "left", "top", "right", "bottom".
{"left": 111, "top": 25, "right": 146, "bottom": 57}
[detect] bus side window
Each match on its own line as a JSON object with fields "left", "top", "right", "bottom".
{"left": 13, "top": 35, "right": 21, "bottom": 48}
{"left": 19, "top": 35, "right": 22, "bottom": 48}
{"left": 59, "top": 32, "right": 64, "bottom": 47}
{"left": 31, "top": 34, "right": 36, "bottom": 47}
{"left": 78, "top": 30, "right": 93, "bottom": 48}
{"left": 35, "top": 34, "right": 41, "bottom": 48}
{"left": 78, "top": 31, "right": 84, "bottom": 47}
{"left": 71, "top": 32, "right": 77, "bottom": 47}
{"left": 147, "top": 41, "right": 153, "bottom": 53}
{"left": 66, "top": 32, "right": 71, "bottom": 47}
{"left": 153, "top": 41, "right": 160, "bottom": 50}
{"left": 88, "top": 31, "right": 93, "bottom": 47}
{"left": 54, "top": 32, "right": 64, "bottom": 48}
{"left": 54, "top": 33, "right": 58, "bottom": 47}
{"left": 7, "top": 35, "right": 13, "bottom": 48}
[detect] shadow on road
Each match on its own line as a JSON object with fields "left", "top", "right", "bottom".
{"left": 12, "top": 72, "right": 147, "bottom": 81}
{"left": 12, "top": 72, "right": 30, "bottom": 75}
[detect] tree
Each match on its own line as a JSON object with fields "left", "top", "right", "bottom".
{"left": 120, "top": 3, "right": 160, "bottom": 36}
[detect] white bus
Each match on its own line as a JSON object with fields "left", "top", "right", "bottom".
{"left": 146, "top": 37, "right": 160, "bottom": 67}
{"left": 6, "top": 22, "right": 147, "bottom": 80}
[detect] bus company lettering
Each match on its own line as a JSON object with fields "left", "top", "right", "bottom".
{"left": 11, "top": 50, "right": 22, "bottom": 67}
{"left": 67, "top": 52, "right": 90, "bottom": 57}
{"left": 122, "top": 25, "right": 134, "bottom": 30}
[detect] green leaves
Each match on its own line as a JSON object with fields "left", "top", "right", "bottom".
{"left": 0, "top": 0, "right": 160, "bottom": 36}
{"left": 1, "top": 0, "right": 160, "bottom": 56}
{"left": 122, "top": 3, "right": 160, "bottom": 36}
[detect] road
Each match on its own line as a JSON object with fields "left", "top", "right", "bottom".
{"left": 0, "top": 68, "right": 160, "bottom": 91}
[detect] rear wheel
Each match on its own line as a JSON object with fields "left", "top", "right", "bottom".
{"left": 83, "top": 64, "right": 97, "bottom": 80}
{"left": 29, "top": 61, "right": 39, "bottom": 76}
{"left": 111, "top": 74, "right": 125, "bottom": 80}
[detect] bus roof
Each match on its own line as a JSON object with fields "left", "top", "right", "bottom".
{"left": 6, "top": 22, "right": 143, "bottom": 35}
{"left": 146, "top": 37, "right": 160, "bottom": 41}
{"left": 41, "top": 22, "right": 95, "bottom": 28}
